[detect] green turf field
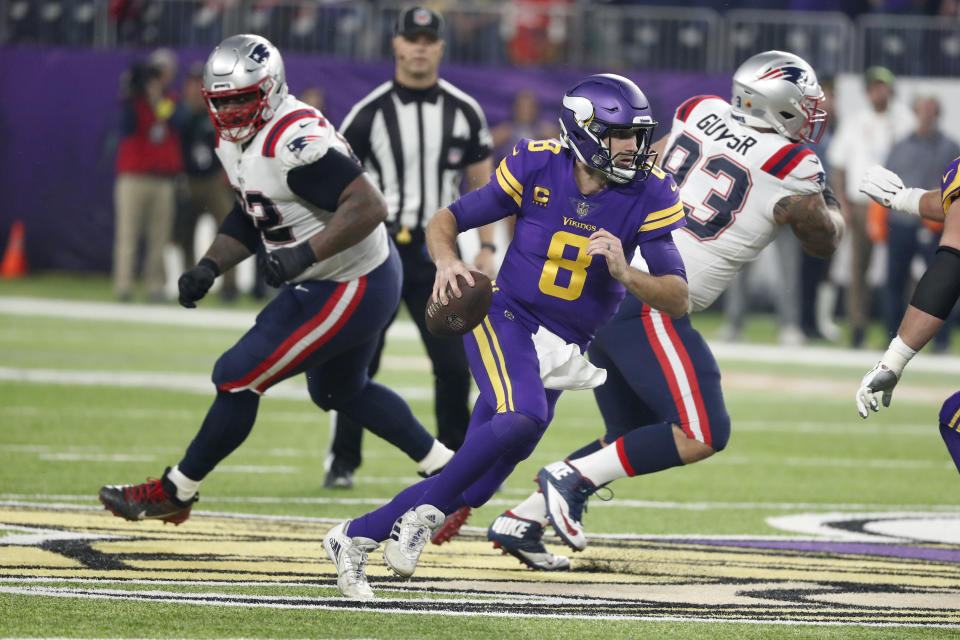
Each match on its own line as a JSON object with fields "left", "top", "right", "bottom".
{"left": 1, "top": 274, "right": 958, "bottom": 638}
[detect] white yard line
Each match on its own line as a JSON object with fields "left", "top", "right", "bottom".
{"left": 4, "top": 495, "right": 959, "bottom": 512}
{"left": 4, "top": 295, "right": 960, "bottom": 371}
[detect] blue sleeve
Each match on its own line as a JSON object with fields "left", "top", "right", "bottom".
{"left": 639, "top": 232, "right": 686, "bottom": 281}
{"left": 449, "top": 179, "right": 516, "bottom": 231}
{"left": 637, "top": 172, "right": 686, "bottom": 241}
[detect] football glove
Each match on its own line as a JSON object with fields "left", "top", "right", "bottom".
{"left": 260, "top": 242, "right": 316, "bottom": 288}
{"left": 859, "top": 165, "right": 925, "bottom": 216}
{"left": 177, "top": 258, "right": 219, "bottom": 309}
{"left": 856, "top": 363, "right": 899, "bottom": 418}
{"left": 855, "top": 336, "right": 917, "bottom": 418}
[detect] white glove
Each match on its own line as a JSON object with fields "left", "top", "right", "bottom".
{"left": 858, "top": 165, "right": 925, "bottom": 216}
{"left": 856, "top": 363, "right": 900, "bottom": 418}
{"left": 855, "top": 336, "right": 916, "bottom": 418}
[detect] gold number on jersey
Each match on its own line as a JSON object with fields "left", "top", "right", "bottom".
{"left": 527, "top": 139, "right": 563, "bottom": 154}
{"left": 538, "top": 231, "right": 592, "bottom": 301}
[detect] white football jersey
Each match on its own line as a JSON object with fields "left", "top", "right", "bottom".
{"left": 216, "top": 95, "right": 389, "bottom": 283}
{"left": 640, "top": 95, "right": 825, "bottom": 312}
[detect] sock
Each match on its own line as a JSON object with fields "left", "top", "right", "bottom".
{"left": 567, "top": 439, "right": 604, "bottom": 461}
{"left": 572, "top": 422, "right": 683, "bottom": 486}
{"left": 510, "top": 490, "right": 548, "bottom": 526}
{"left": 337, "top": 381, "right": 435, "bottom": 461}
{"left": 418, "top": 440, "right": 454, "bottom": 475}
{"left": 166, "top": 465, "right": 201, "bottom": 502}
{"left": 179, "top": 389, "right": 260, "bottom": 481}
{"left": 940, "top": 425, "right": 960, "bottom": 474}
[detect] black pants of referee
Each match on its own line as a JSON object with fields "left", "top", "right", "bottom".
{"left": 328, "top": 236, "right": 471, "bottom": 472}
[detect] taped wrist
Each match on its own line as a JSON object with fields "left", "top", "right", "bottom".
{"left": 218, "top": 203, "right": 260, "bottom": 254}
{"left": 894, "top": 187, "right": 926, "bottom": 216}
{"left": 880, "top": 335, "right": 916, "bottom": 378}
{"left": 909, "top": 245, "right": 960, "bottom": 319}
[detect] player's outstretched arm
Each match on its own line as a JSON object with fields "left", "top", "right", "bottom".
{"left": 773, "top": 188, "right": 844, "bottom": 258}
{"left": 859, "top": 165, "right": 943, "bottom": 222}
{"left": 856, "top": 197, "right": 960, "bottom": 417}
{"left": 179, "top": 205, "right": 259, "bottom": 308}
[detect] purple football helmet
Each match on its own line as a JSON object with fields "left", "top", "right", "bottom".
{"left": 558, "top": 74, "right": 658, "bottom": 183}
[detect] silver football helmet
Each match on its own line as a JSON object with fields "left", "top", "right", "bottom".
{"left": 730, "top": 50, "right": 826, "bottom": 144}
{"left": 202, "top": 34, "right": 288, "bottom": 143}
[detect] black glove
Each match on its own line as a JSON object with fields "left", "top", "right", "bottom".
{"left": 260, "top": 243, "right": 316, "bottom": 288}
{"left": 178, "top": 258, "right": 219, "bottom": 308}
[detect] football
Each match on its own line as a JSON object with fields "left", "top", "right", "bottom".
{"left": 425, "top": 271, "right": 493, "bottom": 337}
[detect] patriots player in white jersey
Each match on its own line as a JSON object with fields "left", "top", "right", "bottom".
{"left": 98, "top": 34, "right": 453, "bottom": 524}
{"left": 481, "top": 51, "right": 845, "bottom": 570}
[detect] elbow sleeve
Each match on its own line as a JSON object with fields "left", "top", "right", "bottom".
{"left": 910, "top": 246, "right": 960, "bottom": 320}
{"left": 287, "top": 150, "right": 365, "bottom": 212}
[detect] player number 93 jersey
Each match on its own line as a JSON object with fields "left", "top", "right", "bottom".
{"left": 654, "top": 95, "right": 826, "bottom": 312}
{"left": 214, "top": 95, "right": 389, "bottom": 282}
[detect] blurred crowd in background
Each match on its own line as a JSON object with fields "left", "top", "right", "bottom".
{"left": 4, "top": 0, "right": 960, "bottom": 350}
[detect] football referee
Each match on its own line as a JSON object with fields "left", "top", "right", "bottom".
{"left": 325, "top": 5, "right": 497, "bottom": 488}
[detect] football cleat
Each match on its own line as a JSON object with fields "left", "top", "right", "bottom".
{"left": 383, "top": 504, "right": 444, "bottom": 578}
{"left": 431, "top": 506, "right": 471, "bottom": 545}
{"left": 323, "top": 520, "right": 379, "bottom": 600}
{"left": 538, "top": 460, "right": 598, "bottom": 551}
{"left": 98, "top": 467, "right": 197, "bottom": 525}
{"left": 488, "top": 511, "right": 570, "bottom": 571}
{"left": 323, "top": 463, "right": 354, "bottom": 490}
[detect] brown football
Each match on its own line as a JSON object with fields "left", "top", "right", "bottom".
{"left": 425, "top": 271, "right": 493, "bottom": 337}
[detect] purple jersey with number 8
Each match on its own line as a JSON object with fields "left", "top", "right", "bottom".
{"left": 451, "top": 138, "right": 685, "bottom": 346}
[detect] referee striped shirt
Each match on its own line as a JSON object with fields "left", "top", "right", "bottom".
{"left": 339, "top": 79, "right": 492, "bottom": 234}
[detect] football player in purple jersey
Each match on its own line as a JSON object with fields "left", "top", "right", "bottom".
{"left": 857, "top": 159, "right": 960, "bottom": 474}
{"left": 322, "top": 74, "right": 690, "bottom": 599}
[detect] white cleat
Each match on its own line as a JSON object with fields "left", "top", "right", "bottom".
{"left": 323, "top": 520, "right": 379, "bottom": 600}
{"left": 383, "top": 504, "right": 444, "bottom": 578}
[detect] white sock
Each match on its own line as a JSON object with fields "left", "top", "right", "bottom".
{"left": 166, "top": 465, "right": 201, "bottom": 502}
{"left": 417, "top": 440, "right": 454, "bottom": 476}
{"left": 510, "top": 490, "right": 549, "bottom": 526}
{"left": 568, "top": 444, "right": 630, "bottom": 487}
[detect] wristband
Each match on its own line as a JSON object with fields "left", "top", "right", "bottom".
{"left": 197, "top": 257, "right": 220, "bottom": 277}
{"left": 895, "top": 188, "right": 925, "bottom": 216}
{"left": 881, "top": 335, "right": 917, "bottom": 378}
{"left": 480, "top": 242, "right": 497, "bottom": 253}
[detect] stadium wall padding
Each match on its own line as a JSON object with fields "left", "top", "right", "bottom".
{"left": 0, "top": 46, "right": 730, "bottom": 272}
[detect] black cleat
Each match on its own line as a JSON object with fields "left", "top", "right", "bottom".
{"left": 98, "top": 467, "right": 197, "bottom": 525}
{"left": 324, "top": 463, "right": 354, "bottom": 490}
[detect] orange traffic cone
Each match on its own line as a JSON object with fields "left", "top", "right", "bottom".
{"left": 1, "top": 220, "right": 28, "bottom": 279}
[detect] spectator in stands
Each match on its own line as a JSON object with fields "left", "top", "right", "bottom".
{"left": 491, "top": 89, "right": 560, "bottom": 162}
{"left": 172, "top": 62, "right": 238, "bottom": 302}
{"left": 827, "top": 66, "right": 914, "bottom": 347}
{"left": 879, "top": 95, "right": 959, "bottom": 351}
{"left": 112, "top": 51, "right": 183, "bottom": 302}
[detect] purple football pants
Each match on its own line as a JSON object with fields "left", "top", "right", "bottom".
{"left": 347, "top": 293, "right": 561, "bottom": 541}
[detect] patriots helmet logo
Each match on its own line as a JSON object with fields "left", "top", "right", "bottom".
{"left": 248, "top": 43, "right": 270, "bottom": 64}
{"left": 757, "top": 65, "right": 806, "bottom": 87}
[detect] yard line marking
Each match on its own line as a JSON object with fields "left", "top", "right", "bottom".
{"left": 0, "top": 367, "right": 432, "bottom": 401}
{"left": 0, "top": 585, "right": 957, "bottom": 628}
{"left": 4, "top": 497, "right": 959, "bottom": 513}
{"left": 5, "top": 295, "right": 960, "bottom": 372}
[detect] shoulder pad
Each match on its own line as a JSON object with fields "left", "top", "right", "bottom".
{"left": 941, "top": 156, "right": 960, "bottom": 216}
{"left": 675, "top": 95, "right": 725, "bottom": 123}
{"left": 261, "top": 108, "right": 328, "bottom": 158}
